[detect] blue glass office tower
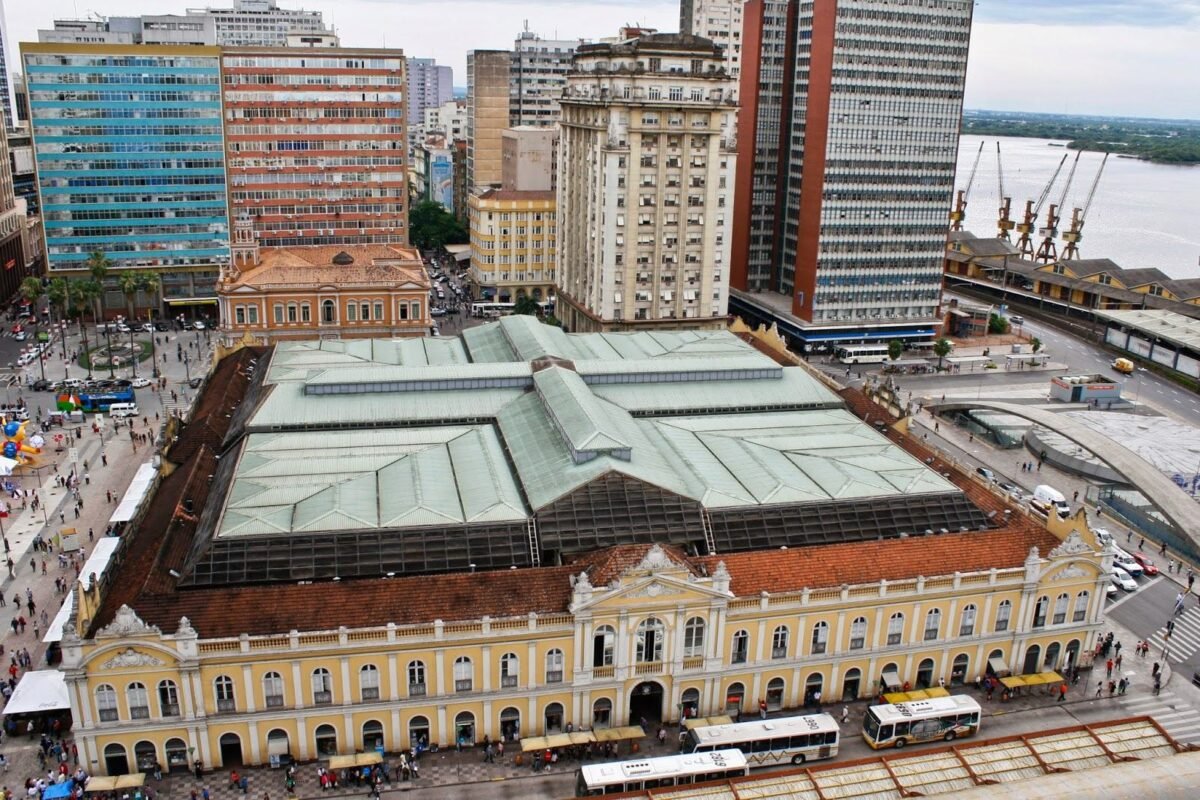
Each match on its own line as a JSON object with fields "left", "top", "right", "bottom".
{"left": 21, "top": 44, "right": 229, "bottom": 307}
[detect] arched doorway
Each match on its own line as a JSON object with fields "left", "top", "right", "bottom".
{"left": 842, "top": 668, "right": 861, "bottom": 702}
{"left": 804, "top": 673, "right": 824, "bottom": 709}
{"left": 532, "top": 288, "right": 544, "bottom": 301}
{"left": 164, "top": 737, "right": 189, "bottom": 773}
{"left": 916, "top": 659, "right": 935, "bottom": 689}
{"left": 266, "top": 729, "right": 290, "bottom": 767}
{"left": 408, "top": 716, "right": 430, "bottom": 750}
{"left": 1044, "top": 642, "right": 1062, "bottom": 671}
{"left": 516, "top": 288, "right": 527, "bottom": 299}
{"left": 219, "top": 733, "right": 243, "bottom": 767}
{"left": 766, "top": 678, "right": 785, "bottom": 711}
{"left": 500, "top": 707, "right": 521, "bottom": 741}
{"left": 544, "top": 702, "right": 564, "bottom": 734}
{"left": 630, "top": 681, "right": 665, "bottom": 724}
{"left": 1065, "top": 639, "right": 1081, "bottom": 671}
{"left": 314, "top": 724, "right": 338, "bottom": 757}
{"left": 680, "top": 688, "right": 700, "bottom": 720}
{"left": 592, "top": 698, "right": 612, "bottom": 729}
{"left": 951, "top": 654, "right": 969, "bottom": 686}
{"left": 1023, "top": 645, "right": 1041, "bottom": 675}
{"left": 454, "top": 711, "right": 476, "bottom": 747}
{"left": 724, "top": 682, "right": 745, "bottom": 715}
{"left": 104, "top": 744, "right": 129, "bottom": 776}
{"left": 362, "top": 720, "right": 384, "bottom": 752}
{"left": 986, "top": 649, "right": 1005, "bottom": 677}
{"left": 134, "top": 740, "right": 158, "bottom": 772}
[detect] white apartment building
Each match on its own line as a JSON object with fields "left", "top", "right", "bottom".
{"left": 555, "top": 33, "right": 736, "bottom": 332}
{"left": 422, "top": 100, "right": 468, "bottom": 143}
{"left": 510, "top": 29, "right": 583, "bottom": 127}
{"left": 680, "top": 0, "right": 746, "bottom": 100}
{"left": 195, "top": 0, "right": 331, "bottom": 46}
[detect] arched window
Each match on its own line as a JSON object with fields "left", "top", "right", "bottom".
{"left": 887, "top": 612, "right": 905, "bottom": 645}
{"left": 1053, "top": 593, "right": 1070, "bottom": 625}
{"left": 683, "top": 617, "right": 706, "bottom": 658}
{"left": 724, "top": 682, "right": 745, "bottom": 714}
{"left": 314, "top": 724, "right": 338, "bottom": 757}
{"left": 1073, "top": 591, "right": 1090, "bottom": 623}
{"left": 499, "top": 652, "right": 520, "bottom": 687}
{"left": 636, "top": 617, "right": 664, "bottom": 663}
{"left": 360, "top": 664, "right": 380, "bottom": 701}
{"left": 731, "top": 629, "right": 750, "bottom": 664}
{"left": 407, "top": 661, "right": 426, "bottom": 696}
{"left": 96, "top": 684, "right": 118, "bottom": 722}
{"left": 545, "top": 649, "right": 564, "bottom": 684}
{"left": 1033, "top": 596, "right": 1049, "bottom": 628}
{"left": 263, "top": 671, "right": 285, "bottom": 707}
{"left": 772, "top": 625, "right": 790, "bottom": 658}
{"left": 321, "top": 299, "right": 335, "bottom": 323}
{"left": 916, "top": 658, "right": 935, "bottom": 689}
{"left": 593, "top": 698, "right": 613, "bottom": 728}
{"left": 362, "top": 720, "right": 384, "bottom": 751}
{"left": 810, "top": 621, "right": 828, "bottom": 655}
{"left": 214, "top": 675, "right": 235, "bottom": 713}
{"left": 454, "top": 711, "right": 476, "bottom": 746}
{"left": 850, "top": 617, "right": 868, "bottom": 650}
{"left": 454, "top": 656, "right": 473, "bottom": 692}
{"left": 924, "top": 608, "right": 941, "bottom": 641}
{"left": 952, "top": 654, "right": 970, "bottom": 685}
{"left": 157, "top": 680, "right": 180, "bottom": 717}
{"left": 408, "top": 715, "right": 430, "bottom": 749}
{"left": 593, "top": 626, "right": 615, "bottom": 668}
{"left": 311, "top": 668, "right": 333, "bottom": 704}
{"left": 286, "top": 302, "right": 298, "bottom": 323}
{"left": 959, "top": 605, "right": 977, "bottom": 637}
{"left": 766, "top": 677, "right": 785, "bottom": 710}
{"left": 127, "top": 682, "right": 149, "bottom": 719}
{"left": 995, "top": 600, "right": 1012, "bottom": 633}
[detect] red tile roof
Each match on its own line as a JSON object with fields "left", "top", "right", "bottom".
{"left": 567, "top": 543, "right": 696, "bottom": 587}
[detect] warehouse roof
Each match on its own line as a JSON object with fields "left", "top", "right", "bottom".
{"left": 1095, "top": 308, "right": 1200, "bottom": 352}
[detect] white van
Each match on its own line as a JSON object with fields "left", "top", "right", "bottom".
{"left": 108, "top": 402, "right": 140, "bottom": 418}
{"left": 1030, "top": 484, "right": 1071, "bottom": 518}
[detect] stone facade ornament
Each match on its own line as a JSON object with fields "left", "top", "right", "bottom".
{"left": 1052, "top": 564, "right": 1088, "bottom": 581}
{"left": 575, "top": 572, "right": 592, "bottom": 592}
{"left": 635, "top": 544, "right": 674, "bottom": 573}
{"left": 627, "top": 582, "right": 666, "bottom": 598}
{"left": 1049, "top": 531, "right": 1093, "bottom": 558}
{"left": 176, "top": 617, "right": 197, "bottom": 637}
{"left": 98, "top": 605, "right": 162, "bottom": 638}
{"left": 100, "top": 648, "right": 165, "bottom": 669}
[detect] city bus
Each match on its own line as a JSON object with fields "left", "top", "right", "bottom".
{"left": 684, "top": 713, "right": 840, "bottom": 767}
{"left": 575, "top": 749, "right": 747, "bottom": 796}
{"left": 469, "top": 301, "right": 554, "bottom": 318}
{"left": 835, "top": 344, "right": 893, "bottom": 364}
{"left": 79, "top": 386, "right": 136, "bottom": 413}
{"left": 862, "top": 695, "right": 981, "bottom": 749}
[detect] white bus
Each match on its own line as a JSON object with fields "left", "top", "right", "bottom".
{"left": 862, "top": 694, "right": 981, "bottom": 750}
{"left": 835, "top": 344, "right": 891, "bottom": 364}
{"left": 684, "top": 713, "right": 840, "bottom": 767}
{"left": 575, "top": 749, "right": 747, "bottom": 796}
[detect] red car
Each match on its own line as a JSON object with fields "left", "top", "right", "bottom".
{"left": 1133, "top": 552, "right": 1160, "bottom": 576}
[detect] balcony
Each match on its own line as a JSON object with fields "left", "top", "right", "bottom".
{"left": 216, "top": 698, "right": 237, "bottom": 713}
{"left": 682, "top": 656, "right": 704, "bottom": 671}
{"left": 501, "top": 676, "right": 518, "bottom": 688}
{"left": 634, "top": 662, "right": 664, "bottom": 677}
{"left": 772, "top": 647, "right": 788, "bottom": 659}
{"left": 408, "top": 683, "right": 427, "bottom": 697}
{"left": 130, "top": 706, "right": 150, "bottom": 720}
{"left": 593, "top": 666, "right": 615, "bottom": 679}
{"left": 98, "top": 709, "right": 118, "bottom": 722}
{"left": 265, "top": 694, "right": 285, "bottom": 708}
{"left": 313, "top": 691, "right": 332, "bottom": 705}
{"left": 546, "top": 671, "right": 564, "bottom": 684}
{"left": 455, "top": 679, "right": 473, "bottom": 693}
{"left": 361, "top": 688, "right": 380, "bottom": 701}
{"left": 161, "top": 703, "right": 180, "bottom": 717}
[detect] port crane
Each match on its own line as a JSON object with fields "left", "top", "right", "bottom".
{"left": 1034, "top": 151, "right": 1080, "bottom": 263}
{"left": 1013, "top": 153, "right": 1067, "bottom": 258}
{"left": 949, "top": 141, "right": 984, "bottom": 231}
{"left": 1059, "top": 153, "right": 1109, "bottom": 260}
{"left": 995, "top": 143, "right": 1015, "bottom": 240}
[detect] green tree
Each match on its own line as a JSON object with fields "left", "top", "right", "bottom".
{"left": 46, "top": 277, "right": 70, "bottom": 323}
{"left": 117, "top": 272, "right": 141, "bottom": 321}
{"left": 67, "top": 279, "right": 94, "bottom": 376}
{"left": 19, "top": 277, "right": 43, "bottom": 307}
{"left": 933, "top": 337, "right": 952, "bottom": 369}
{"left": 988, "top": 313, "right": 1010, "bottom": 335}
{"left": 409, "top": 200, "right": 468, "bottom": 250}
{"left": 138, "top": 271, "right": 162, "bottom": 321}
{"left": 887, "top": 339, "right": 904, "bottom": 362}
{"left": 1030, "top": 336, "right": 1043, "bottom": 353}
{"left": 85, "top": 250, "right": 112, "bottom": 321}
{"left": 512, "top": 296, "right": 540, "bottom": 316}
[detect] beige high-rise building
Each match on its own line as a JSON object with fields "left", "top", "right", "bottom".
{"left": 501, "top": 126, "right": 557, "bottom": 193}
{"left": 466, "top": 50, "right": 510, "bottom": 191}
{"left": 555, "top": 32, "right": 737, "bottom": 333}
{"left": 680, "top": 0, "right": 746, "bottom": 99}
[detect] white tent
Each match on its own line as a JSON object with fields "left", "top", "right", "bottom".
{"left": 4, "top": 670, "right": 70, "bottom": 714}
{"left": 109, "top": 463, "right": 158, "bottom": 524}
{"left": 0, "top": 456, "right": 18, "bottom": 476}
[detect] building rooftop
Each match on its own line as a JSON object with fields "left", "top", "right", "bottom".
{"left": 223, "top": 244, "right": 427, "bottom": 290}
{"left": 1095, "top": 308, "right": 1200, "bottom": 352}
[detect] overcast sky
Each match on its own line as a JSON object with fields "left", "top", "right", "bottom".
{"left": 4, "top": 0, "right": 1198, "bottom": 120}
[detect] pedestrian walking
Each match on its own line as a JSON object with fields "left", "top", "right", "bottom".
{"left": 1105, "top": 658, "right": 1113, "bottom": 678}
{"left": 1096, "top": 681, "right": 1103, "bottom": 698}
{"left": 1057, "top": 682, "right": 1067, "bottom": 702}
{"left": 1162, "top": 541, "right": 1168, "bottom": 556}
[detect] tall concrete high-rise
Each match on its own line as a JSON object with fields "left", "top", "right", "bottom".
{"left": 730, "top": 0, "right": 973, "bottom": 347}
{"left": 679, "top": 0, "right": 746, "bottom": 100}
{"left": 222, "top": 47, "right": 408, "bottom": 248}
{"left": 466, "top": 50, "right": 510, "bottom": 191}
{"left": 556, "top": 33, "right": 737, "bottom": 332}
{"left": 194, "top": 0, "right": 332, "bottom": 47}
{"left": 21, "top": 43, "right": 230, "bottom": 309}
{"left": 0, "top": 0, "right": 16, "bottom": 129}
{"left": 406, "top": 57, "right": 453, "bottom": 144}
{"left": 510, "top": 29, "right": 581, "bottom": 127}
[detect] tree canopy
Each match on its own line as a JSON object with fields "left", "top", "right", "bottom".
{"left": 409, "top": 201, "right": 468, "bottom": 251}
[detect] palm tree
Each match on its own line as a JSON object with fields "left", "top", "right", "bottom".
{"left": 138, "top": 271, "right": 162, "bottom": 323}
{"left": 67, "top": 279, "right": 94, "bottom": 378}
{"left": 85, "top": 250, "right": 112, "bottom": 322}
{"left": 19, "top": 277, "right": 42, "bottom": 308}
{"left": 117, "top": 271, "right": 141, "bottom": 321}
{"left": 46, "top": 277, "right": 71, "bottom": 361}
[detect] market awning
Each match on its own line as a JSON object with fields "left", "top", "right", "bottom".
{"left": 42, "top": 784, "right": 72, "bottom": 800}
{"left": 1001, "top": 675, "right": 1028, "bottom": 689}
{"left": 521, "top": 736, "right": 550, "bottom": 753}
{"left": 328, "top": 753, "right": 381, "bottom": 769}
{"left": 165, "top": 298, "right": 218, "bottom": 305}
{"left": 85, "top": 778, "right": 118, "bottom": 793}
{"left": 988, "top": 656, "right": 1009, "bottom": 675}
{"left": 881, "top": 668, "right": 902, "bottom": 691}
{"left": 43, "top": 593, "right": 75, "bottom": 644}
{"left": 684, "top": 715, "right": 734, "bottom": 730}
{"left": 115, "top": 775, "right": 145, "bottom": 789}
{"left": 109, "top": 463, "right": 158, "bottom": 524}
{"left": 593, "top": 725, "right": 645, "bottom": 743}
{"left": 1025, "top": 671, "right": 1064, "bottom": 687}
{"left": 4, "top": 670, "right": 69, "bottom": 714}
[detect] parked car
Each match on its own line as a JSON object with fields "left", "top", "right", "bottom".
{"left": 431, "top": 307, "right": 447, "bottom": 317}
{"left": 13, "top": 331, "right": 27, "bottom": 341}
{"left": 1132, "top": 552, "right": 1160, "bottom": 576}
{"left": 1112, "top": 548, "right": 1144, "bottom": 577}
{"left": 130, "top": 377, "right": 152, "bottom": 388}
{"left": 154, "top": 322, "right": 170, "bottom": 332}
{"left": 1110, "top": 566, "right": 1138, "bottom": 592}
{"left": 193, "top": 320, "right": 206, "bottom": 330}
{"left": 997, "top": 481, "right": 1023, "bottom": 500}
{"left": 31, "top": 379, "right": 51, "bottom": 392}
{"left": 975, "top": 467, "right": 996, "bottom": 483}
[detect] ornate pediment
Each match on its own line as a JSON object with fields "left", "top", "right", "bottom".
{"left": 1049, "top": 531, "right": 1094, "bottom": 558}
{"left": 1049, "top": 563, "right": 1089, "bottom": 582}
{"left": 100, "top": 648, "right": 165, "bottom": 670}
{"left": 97, "top": 605, "right": 161, "bottom": 638}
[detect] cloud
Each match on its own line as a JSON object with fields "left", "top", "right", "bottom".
{"left": 975, "top": 0, "right": 1200, "bottom": 26}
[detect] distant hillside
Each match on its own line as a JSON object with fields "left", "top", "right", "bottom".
{"left": 962, "top": 110, "right": 1200, "bottom": 165}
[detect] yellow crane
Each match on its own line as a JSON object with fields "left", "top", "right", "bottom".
{"left": 1034, "top": 151, "right": 1080, "bottom": 263}
{"left": 1014, "top": 153, "right": 1067, "bottom": 258}
{"left": 996, "top": 143, "right": 1015, "bottom": 240}
{"left": 949, "top": 141, "right": 984, "bottom": 231}
{"left": 1059, "top": 153, "right": 1109, "bottom": 260}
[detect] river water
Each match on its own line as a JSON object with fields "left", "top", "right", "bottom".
{"left": 955, "top": 135, "right": 1200, "bottom": 280}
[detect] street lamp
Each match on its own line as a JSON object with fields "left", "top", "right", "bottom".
{"left": 149, "top": 313, "right": 159, "bottom": 379}
{"left": 183, "top": 352, "right": 191, "bottom": 384}
{"left": 129, "top": 326, "right": 138, "bottom": 378}
{"left": 103, "top": 324, "right": 115, "bottom": 379}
